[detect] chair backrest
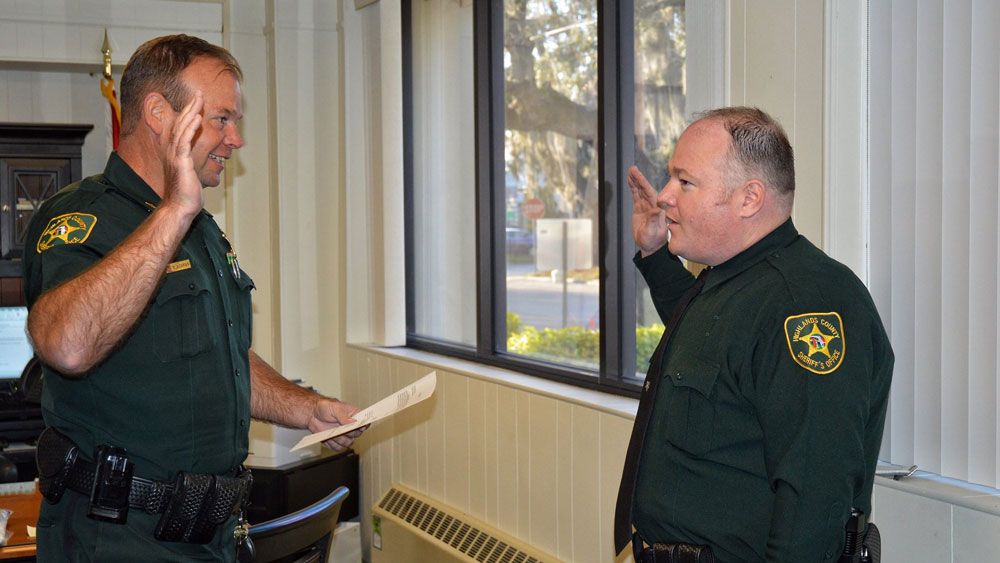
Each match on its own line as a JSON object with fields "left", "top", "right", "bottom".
{"left": 249, "top": 485, "right": 349, "bottom": 563}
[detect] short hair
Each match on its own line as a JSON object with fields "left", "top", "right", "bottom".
{"left": 694, "top": 107, "right": 795, "bottom": 197}
{"left": 119, "top": 34, "right": 243, "bottom": 135}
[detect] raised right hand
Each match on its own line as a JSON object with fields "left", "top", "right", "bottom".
{"left": 161, "top": 92, "right": 205, "bottom": 218}
{"left": 628, "top": 165, "right": 669, "bottom": 256}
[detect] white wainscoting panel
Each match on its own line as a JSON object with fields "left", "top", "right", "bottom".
{"left": 343, "top": 346, "right": 638, "bottom": 563}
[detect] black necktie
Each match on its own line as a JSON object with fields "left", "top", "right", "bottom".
{"left": 614, "top": 267, "right": 709, "bottom": 555}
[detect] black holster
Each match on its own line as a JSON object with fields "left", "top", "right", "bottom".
{"left": 36, "top": 426, "right": 79, "bottom": 503}
{"left": 840, "top": 509, "right": 881, "bottom": 563}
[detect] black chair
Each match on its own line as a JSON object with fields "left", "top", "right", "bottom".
{"left": 245, "top": 485, "right": 349, "bottom": 563}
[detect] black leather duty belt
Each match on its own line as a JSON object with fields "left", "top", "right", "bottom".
{"left": 61, "top": 454, "right": 176, "bottom": 514}
{"left": 36, "top": 427, "right": 252, "bottom": 544}
{"left": 35, "top": 426, "right": 246, "bottom": 517}
{"left": 633, "top": 532, "right": 716, "bottom": 563}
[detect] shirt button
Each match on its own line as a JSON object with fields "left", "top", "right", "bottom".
{"left": 189, "top": 283, "right": 196, "bottom": 290}
{"left": 218, "top": 269, "right": 224, "bottom": 278}
{"left": 228, "top": 319, "right": 234, "bottom": 327}
{"left": 239, "top": 419, "right": 246, "bottom": 427}
{"left": 235, "top": 369, "right": 240, "bottom": 377}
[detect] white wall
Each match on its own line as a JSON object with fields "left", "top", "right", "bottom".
{"left": 0, "top": 0, "right": 226, "bottom": 218}
{"left": 729, "top": 0, "right": 826, "bottom": 247}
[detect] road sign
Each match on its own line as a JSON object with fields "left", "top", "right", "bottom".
{"left": 522, "top": 197, "right": 545, "bottom": 220}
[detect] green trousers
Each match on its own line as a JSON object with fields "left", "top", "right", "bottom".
{"left": 36, "top": 489, "right": 237, "bottom": 562}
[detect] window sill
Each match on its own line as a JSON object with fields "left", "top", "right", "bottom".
{"left": 875, "top": 471, "right": 1000, "bottom": 517}
{"left": 346, "top": 343, "right": 639, "bottom": 420}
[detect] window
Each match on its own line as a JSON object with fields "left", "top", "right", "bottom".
{"left": 406, "top": 0, "right": 695, "bottom": 393}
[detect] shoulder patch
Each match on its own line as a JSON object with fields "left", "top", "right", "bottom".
{"left": 784, "top": 312, "right": 845, "bottom": 375}
{"left": 36, "top": 213, "right": 97, "bottom": 253}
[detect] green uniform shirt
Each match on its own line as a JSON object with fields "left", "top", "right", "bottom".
{"left": 633, "top": 220, "right": 893, "bottom": 562}
{"left": 23, "top": 152, "right": 253, "bottom": 481}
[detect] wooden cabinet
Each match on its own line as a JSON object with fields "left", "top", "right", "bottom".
{"left": 0, "top": 123, "right": 92, "bottom": 303}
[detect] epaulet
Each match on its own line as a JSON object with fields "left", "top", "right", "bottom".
{"left": 42, "top": 174, "right": 109, "bottom": 211}
{"left": 76, "top": 173, "right": 114, "bottom": 203}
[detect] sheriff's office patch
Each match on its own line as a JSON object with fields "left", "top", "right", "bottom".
{"left": 784, "top": 312, "right": 845, "bottom": 375}
{"left": 36, "top": 213, "right": 97, "bottom": 253}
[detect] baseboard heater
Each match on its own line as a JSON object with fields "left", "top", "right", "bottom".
{"left": 371, "top": 484, "right": 561, "bottom": 563}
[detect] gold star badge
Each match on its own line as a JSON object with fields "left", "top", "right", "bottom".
{"left": 36, "top": 213, "right": 97, "bottom": 253}
{"left": 784, "top": 312, "right": 845, "bottom": 375}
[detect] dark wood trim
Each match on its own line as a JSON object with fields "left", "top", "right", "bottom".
{"left": 0, "top": 123, "right": 94, "bottom": 149}
{"left": 0, "top": 275, "right": 26, "bottom": 306}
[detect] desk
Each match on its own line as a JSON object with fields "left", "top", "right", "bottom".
{"left": 0, "top": 489, "right": 39, "bottom": 561}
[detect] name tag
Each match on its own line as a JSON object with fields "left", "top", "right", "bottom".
{"left": 166, "top": 259, "right": 192, "bottom": 274}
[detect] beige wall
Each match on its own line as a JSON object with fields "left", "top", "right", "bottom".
{"left": 729, "top": 0, "right": 825, "bottom": 246}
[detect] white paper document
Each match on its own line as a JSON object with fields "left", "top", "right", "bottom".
{"left": 291, "top": 371, "right": 437, "bottom": 451}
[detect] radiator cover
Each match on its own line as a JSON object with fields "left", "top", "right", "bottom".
{"left": 371, "top": 484, "right": 561, "bottom": 563}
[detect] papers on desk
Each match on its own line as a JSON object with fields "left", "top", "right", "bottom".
{"left": 291, "top": 371, "right": 437, "bottom": 451}
{"left": 0, "top": 481, "right": 37, "bottom": 496}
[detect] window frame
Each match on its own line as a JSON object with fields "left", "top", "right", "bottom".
{"left": 404, "top": 0, "right": 653, "bottom": 397}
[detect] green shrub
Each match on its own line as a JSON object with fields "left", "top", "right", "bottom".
{"left": 507, "top": 312, "right": 523, "bottom": 338}
{"left": 506, "top": 317, "right": 665, "bottom": 369}
{"left": 635, "top": 324, "right": 665, "bottom": 370}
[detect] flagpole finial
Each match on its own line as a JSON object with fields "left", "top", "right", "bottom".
{"left": 101, "top": 29, "right": 112, "bottom": 79}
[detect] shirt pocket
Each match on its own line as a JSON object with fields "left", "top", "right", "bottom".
{"left": 153, "top": 269, "right": 217, "bottom": 362}
{"left": 662, "top": 356, "right": 721, "bottom": 457}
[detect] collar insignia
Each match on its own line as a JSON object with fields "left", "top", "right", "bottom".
{"left": 784, "top": 312, "right": 845, "bottom": 375}
{"left": 36, "top": 213, "right": 97, "bottom": 253}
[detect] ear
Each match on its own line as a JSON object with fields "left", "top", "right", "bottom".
{"left": 738, "top": 179, "right": 767, "bottom": 218}
{"left": 141, "top": 92, "right": 171, "bottom": 136}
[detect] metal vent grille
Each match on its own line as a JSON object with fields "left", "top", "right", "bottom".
{"left": 378, "top": 487, "right": 544, "bottom": 563}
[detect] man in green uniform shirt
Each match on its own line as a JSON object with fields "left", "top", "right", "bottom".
{"left": 615, "top": 107, "right": 893, "bottom": 562}
{"left": 23, "top": 35, "right": 364, "bottom": 561}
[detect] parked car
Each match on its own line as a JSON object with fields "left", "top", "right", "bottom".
{"left": 506, "top": 227, "right": 535, "bottom": 256}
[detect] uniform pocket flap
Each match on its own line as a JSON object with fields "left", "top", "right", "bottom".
{"left": 156, "top": 269, "right": 211, "bottom": 305}
{"left": 664, "top": 356, "right": 721, "bottom": 398}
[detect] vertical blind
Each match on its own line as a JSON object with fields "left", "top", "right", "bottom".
{"left": 868, "top": 0, "right": 1000, "bottom": 488}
